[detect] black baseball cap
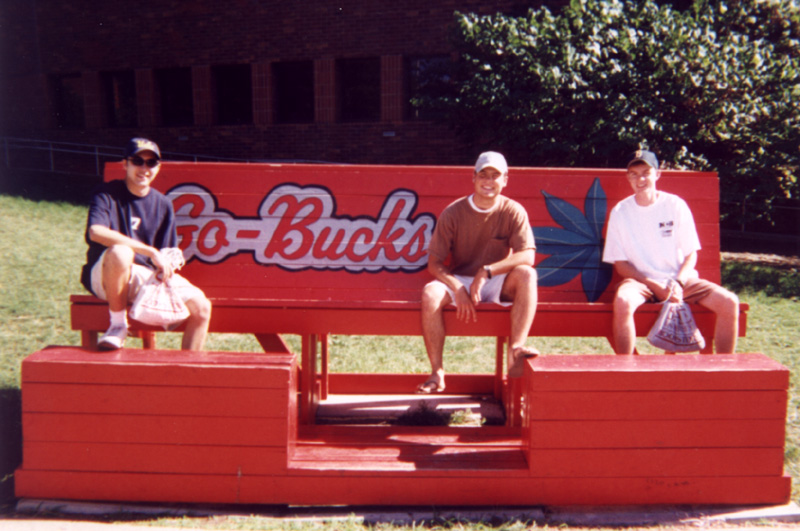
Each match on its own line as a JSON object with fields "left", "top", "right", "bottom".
{"left": 125, "top": 137, "right": 161, "bottom": 159}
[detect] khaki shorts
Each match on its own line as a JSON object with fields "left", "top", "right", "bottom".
{"left": 90, "top": 249, "right": 205, "bottom": 304}
{"left": 615, "top": 277, "right": 721, "bottom": 304}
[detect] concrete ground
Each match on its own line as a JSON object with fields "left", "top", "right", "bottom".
{"left": 3, "top": 499, "right": 800, "bottom": 529}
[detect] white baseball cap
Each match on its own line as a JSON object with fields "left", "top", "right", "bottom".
{"left": 474, "top": 151, "right": 508, "bottom": 174}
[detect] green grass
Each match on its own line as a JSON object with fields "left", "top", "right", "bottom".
{"left": 1, "top": 193, "right": 799, "bottom": 527}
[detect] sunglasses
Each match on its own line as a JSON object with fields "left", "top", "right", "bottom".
{"left": 128, "top": 155, "right": 161, "bottom": 168}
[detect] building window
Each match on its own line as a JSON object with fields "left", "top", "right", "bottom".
{"left": 213, "top": 64, "right": 253, "bottom": 125}
{"left": 337, "top": 57, "right": 380, "bottom": 123}
{"left": 406, "top": 56, "right": 452, "bottom": 121}
{"left": 273, "top": 61, "right": 314, "bottom": 124}
{"left": 102, "top": 70, "right": 137, "bottom": 127}
{"left": 156, "top": 67, "right": 193, "bottom": 126}
{"left": 51, "top": 73, "right": 84, "bottom": 129}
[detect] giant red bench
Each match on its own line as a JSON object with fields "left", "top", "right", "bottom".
{"left": 69, "top": 162, "right": 748, "bottom": 422}
{"left": 18, "top": 162, "right": 786, "bottom": 507}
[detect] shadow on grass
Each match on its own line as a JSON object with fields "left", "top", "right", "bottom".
{"left": 722, "top": 261, "right": 800, "bottom": 299}
{"left": 1, "top": 168, "right": 99, "bottom": 206}
{"left": 0, "top": 388, "right": 22, "bottom": 505}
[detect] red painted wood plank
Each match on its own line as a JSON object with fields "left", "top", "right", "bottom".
{"left": 526, "top": 390, "right": 788, "bottom": 420}
{"left": 22, "top": 413, "right": 288, "bottom": 446}
{"left": 289, "top": 446, "right": 527, "bottom": 471}
{"left": 71, "top": 296, "right": 743, "bottom": 340}
{"left": 528, "top": 419, "right": 787, "bottom": 448}
{"left": 527, "top": 448, "right": 785, "bottom": 477}
{"left": 27, "top": 345, "right": 294, "bottom": 367}
{"left": 22, "top": 383, "right": 289, "bottom": 418}
{"left": 299, "top": 429, "right": 522, "bottom": 446}
{"left": 15, "top": 469, "right": 242, "bottom": 504}
{"left": 22, "top": 349, "right": 295, "bottom": 388}
{"left": 291, "top": 442, "right": 525, "bottom": 457}
{"left": 242, "top": 475, "right": 789, "bottom": 507}
{"left": 109, "top": 161, "right": 715, "bottom": 199}
{"left": 22, "top": 442, "right": 287, "bottom": 475}
{"left": 527, "top": 354, "right": 789, "bottom": 391}
{"left": 16, "top": 469, "right": 790, "bottom": 506}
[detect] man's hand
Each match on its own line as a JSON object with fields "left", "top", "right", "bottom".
{"left": 469, "top": 270, "right": 488, "bottom": 306}
{"left": 150, "top": 249, "right": 175, "bottom": 281}
{"left": 667, "top": 279, "right": 684, "bottom": 303}
{"left": 652, "top": 280, "right": 683, "bottom": 303}
{"left": 454, "top": 286, "right": 477, "bottom": 323}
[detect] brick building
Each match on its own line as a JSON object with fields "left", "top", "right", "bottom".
{"left": 1, "top": 1, "right": 560, "bottom": 165}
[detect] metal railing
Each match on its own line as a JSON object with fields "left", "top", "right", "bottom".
{"left": 0, "top": 136, "right": 253, "bottom": 177}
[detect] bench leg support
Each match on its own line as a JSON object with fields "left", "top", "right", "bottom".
{"left": 255, "top": 333, "right": 292, "bottom": 354}
{"left": 300, "top": 334, "right": 319, "bottom": 425}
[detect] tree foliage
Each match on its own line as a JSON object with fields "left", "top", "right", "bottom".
{"left": 416, "top": 0, "right": 800, "bottom": 224}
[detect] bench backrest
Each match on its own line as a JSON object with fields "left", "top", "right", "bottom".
{"left": 104, "top": 162, "right": 720, "bottom": 304}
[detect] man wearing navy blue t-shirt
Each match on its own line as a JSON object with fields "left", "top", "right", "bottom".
{"left": 81, "top": 138, "right": 211, "bottom": 350}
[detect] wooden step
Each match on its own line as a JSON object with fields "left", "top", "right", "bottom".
{"left": 292, "top": 424, "right": 527, "bottom": 472}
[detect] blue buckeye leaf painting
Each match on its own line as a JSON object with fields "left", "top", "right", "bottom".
{"left": 533, "top": 178, "right": 613, "bottom": 302}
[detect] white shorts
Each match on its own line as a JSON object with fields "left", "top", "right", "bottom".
{"left": 426, "top": 273, "right": 512, "bottom": 307}
{"left": 90, "top": 249, "right": 205, "bottom": 304}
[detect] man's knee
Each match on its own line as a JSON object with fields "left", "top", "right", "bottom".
{"left": 189, "top": 295, "right": 212, "bottom": 322}
{"left": 506, "top": 265, "right": 537, "bottom": 296}
{"left": 711, "top": 286, "right": 739, "bottom": 317}
{"left": 421, "top": 282, "right": 449, "bottom": 315}
{"left": 613, "top": 292, "right": 640, "bottom": 317}
{"left": 103, "top": 244, "right": 135, "bottom": 269}
{"left": 510, "top": 264, "right": 537, "bottom": 285}
{"left": 182, "top": 291, "right": 212, "bottom": 326}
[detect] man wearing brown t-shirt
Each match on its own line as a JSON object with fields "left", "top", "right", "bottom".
{"left": 418, "top": 152, "right": 539, "bottom": 393}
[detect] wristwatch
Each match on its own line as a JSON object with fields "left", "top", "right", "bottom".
{"left": 483, "top": 265, "right": 493, "bottom": 279}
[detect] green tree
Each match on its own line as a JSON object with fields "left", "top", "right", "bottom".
{"left": 418, "top": 0, "right": 800, "bottom": 225}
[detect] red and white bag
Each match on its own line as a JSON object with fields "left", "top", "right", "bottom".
{"left": 129, "top": 248, "right": 190, "bottom": 329}
{"left": 647, "top": 301, "right": 706, "bottom": 353}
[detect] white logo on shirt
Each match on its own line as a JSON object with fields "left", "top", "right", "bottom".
{"left": 131, "top": 217, "right": 142, "bottom": 231}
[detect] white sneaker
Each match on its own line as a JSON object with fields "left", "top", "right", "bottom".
{"left": 98, "top": 324, "right": 128, "bottom": 351}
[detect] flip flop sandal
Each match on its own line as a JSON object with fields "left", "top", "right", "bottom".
{"left": 416, "top": 379, "right": 445, "bottom": 394}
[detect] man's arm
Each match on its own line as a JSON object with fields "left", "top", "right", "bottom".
{"left": 675, "top": 251, "right": 697, "bottom": 287}
{"left": 614, "top": 260, "right": 673, "bottom": 302}
{"left": 88, "top": 224, "right": 174, "bottom": 279}
{"left": 614, "top": 255, "right": 695, "bottom": 303}
{"left": 471, "top": 248, "right": 535, "bottom": 305}
{"left": 482, "top": 248, "right": 535, "bottom": 278}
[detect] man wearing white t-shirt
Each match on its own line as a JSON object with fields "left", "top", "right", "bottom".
{"left": 602, "top": 150, "right": 739, "bottom": 354}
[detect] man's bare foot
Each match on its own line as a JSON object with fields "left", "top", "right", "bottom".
{"left": 508, "top": 346, "right": 539, "bottom": 378}
{"left": 416, "top": 371, "right": 446, "bottom": 393}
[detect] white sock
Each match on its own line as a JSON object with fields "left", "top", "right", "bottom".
{"left": 109, "top": 310, "right": 128, "bottom": 328}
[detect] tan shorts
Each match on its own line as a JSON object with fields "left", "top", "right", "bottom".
{"left": 90, "top": 249, "right": 205, "bottom": 304}
{"left": 615, "top": 277, "right": 721, "bottom": 304}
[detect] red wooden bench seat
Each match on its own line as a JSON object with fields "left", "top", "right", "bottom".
{"left": 70, "top": 162, "right": 748, "bottom": 423}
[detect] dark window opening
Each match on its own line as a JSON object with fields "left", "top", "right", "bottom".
{"left": 273, "top": 61, "right": 314, "bottom": 124}
{"left": 406, "top": 56, "right": 452, "bottom": 121}
{"left": 102, "top": 70, "right": 137, "bottom": 127}
{"left": 337, "top": 57, "right": 380, "bottom": 123}
{"left": 213, "top": 64, "right": 253, "bottom": 125}
{"left": 156, "top": 67, "right": 193, "bottom": 126}
{"left": 51, "top": 73, "right": 84, "bottom": 129}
